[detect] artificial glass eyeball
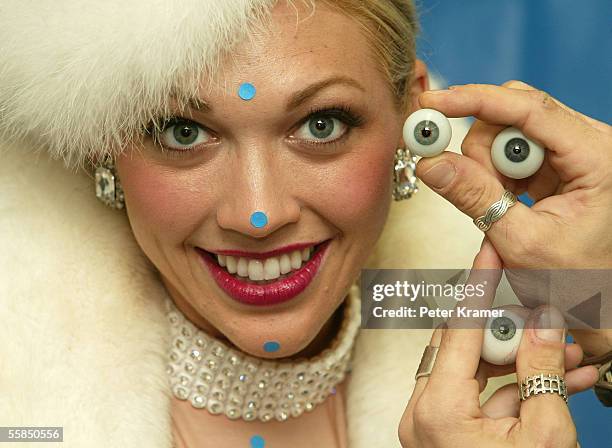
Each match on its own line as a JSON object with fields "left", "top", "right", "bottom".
{"left": 403, "top": 108, "right": 452, "bottom": 157}
{"left": 491, "top": 127, "right": 545, "bottom": 179}
{"left": 481, "top": 308, "right": 525, "bottom": 365}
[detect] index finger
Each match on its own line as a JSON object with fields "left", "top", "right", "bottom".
{"left": 419, "top": 84, "right": 607, "bottom": 182}
{"left": 429, "top": 238, "right": 503, "bottom": 382}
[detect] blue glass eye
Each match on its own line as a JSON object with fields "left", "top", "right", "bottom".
{"left": 491, "top": 127, "right": 545, "bottom": 179}
{"left": 403, "top": 108, "right": 452, "bottom": 157}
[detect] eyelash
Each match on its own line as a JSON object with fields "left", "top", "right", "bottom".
{"left": 294, "top": 105, "right": 364, "bottom": 149}
{"left": 143, "top": 104, "right": 365, "bottom": 157}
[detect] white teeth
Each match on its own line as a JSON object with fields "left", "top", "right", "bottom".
{"left": 247, "top": 259, "right": 264, "bottom": 281}
{"left": 237, "top": 257, "right": 248, "bottom": 277}
{"left": 279, "top": 254, "right": 291, "bottom": 274}
{"left": 263, "top": 257, "right": 280, "bottom": 280}
{"left": 226, "top": 256, "right": 237, "bottom": 274}
{"left": 290, "top": 250, "right": 302, "bottom": 270}
{"left": 214, "top": 245, "right": 317, "bottom": 281}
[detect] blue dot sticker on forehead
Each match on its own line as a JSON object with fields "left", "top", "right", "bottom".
{"left": 263, "top": 341, "right": 280, "bottom": 352}
{"left": 238, "top": 82, "right": 256, "bottom": 100}
{"left": 250, "top": 211, "right": 268, "bottom": 228}
{"left": 250, "top": 435, "right": 265, "bottom": 448}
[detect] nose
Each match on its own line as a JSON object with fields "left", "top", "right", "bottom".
{"left": 216, "top": 147, "right": 300, "bottom": 238}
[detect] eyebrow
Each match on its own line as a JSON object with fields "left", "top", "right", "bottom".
{"left": 186, "top": 97, "right": 211, "bottom": 113}
{"left": 285, "top": 76, "right": 366, "bottom": 111}
{"left": 184, "top": 75, "right": 365, "bottom": 114}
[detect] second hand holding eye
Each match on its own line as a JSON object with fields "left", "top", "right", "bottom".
{"left": 410, "top": 83, "right": 612, "bottom": 396}
{"left": 412, "top": 82, "right": 612, "bottom": 271}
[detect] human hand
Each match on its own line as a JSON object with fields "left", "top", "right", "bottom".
{"left": 413, "top": 81, "right": 612, "bottom": 355}
{"left": 398, "top": 240, "right": 598, "bottom": 447}
{"left": 414, "top": 81, "right": 612, "bottom": 270}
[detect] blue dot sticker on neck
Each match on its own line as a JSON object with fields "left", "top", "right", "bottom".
{"left": 263, "top": 341, "right": 280, "bottom": 352}
{"left": 250, "top": 435, "right": 265, "bottom": 448}
{"left": 250, "top": 211, "right": 268, "bottom": 228}
{"left": 238, "top": 83, "right": 256, "bottom": 101}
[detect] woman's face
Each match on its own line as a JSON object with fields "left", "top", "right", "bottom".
{"left": 116, "top": 1, "right": 427, "bottom": 358}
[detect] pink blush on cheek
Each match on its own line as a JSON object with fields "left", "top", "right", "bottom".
{"left": 314, "top": 148, "right": 393, "bottom": 231}
{"left": 118, "top": 160, "right": 211, "bottom": 233}
{"left": 321, "top": 152, "right": 393, "bottom": 226}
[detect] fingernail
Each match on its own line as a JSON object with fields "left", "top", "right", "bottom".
{"left": 421, "top": 161, "right": 456, "bottom": 189}
{"left": 534, "top": 307, "right": 566, "bottom": 342}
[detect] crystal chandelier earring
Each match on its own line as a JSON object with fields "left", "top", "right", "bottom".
{"left": 95, "top": 154, "right": 125, "bottom": 209}
{"left": 392, "top": 147, "right": 419, "bottom": 201}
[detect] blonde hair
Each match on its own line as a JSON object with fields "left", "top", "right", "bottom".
{"left": 318, "top": 0, "right": 420, "bottom": 110}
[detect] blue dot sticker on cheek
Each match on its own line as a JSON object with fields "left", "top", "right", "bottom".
{"left": 263, "top": 341, "right": 280, "bottom": 352}
{"left": 238, "top": 82, "right": 256, "bottom": 101}
{"left": 250, "top": 211, "right": 268, "bottom": 228}
{"left": 250, "top": 435, "right": 265, "bottom": 448}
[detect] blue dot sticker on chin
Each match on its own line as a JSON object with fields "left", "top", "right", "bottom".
{"left": 238, "top": 83, "right": 256, "bottom": 101}
{"left": 250, "top": 435, "right": 265, "bottom": 448}
{"left": 250, "top": 211, "right": 268, "bottom": 228}
{"left": 263, "top": 341, "right": 280, "bottom": 352}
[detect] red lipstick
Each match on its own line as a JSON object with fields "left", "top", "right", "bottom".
{"left": 197, "top": 240, "right": 331, "bottom": 306}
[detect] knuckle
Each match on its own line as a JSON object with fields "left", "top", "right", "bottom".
{"left": 502, "top": 79, "right": 530, "bottom": 89}
{"left": 454, "top": 180, "right": 493, "bottom": 217}
{"left": 531, "top": 89, "right": 556, "bottom": 111}
{"left": 411, "top": 399, "right": 438, "bottom": 431}
{"left": 525, "top": 349, "right": 564, "bottom": 374}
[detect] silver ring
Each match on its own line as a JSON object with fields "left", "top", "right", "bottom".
{"left": 519, "top": 373, "right": 568, "bottom": 404}
{"left": 473, "top": 190, "right": 517, "bottom": 232}
{"left": 415, "top": 345, "right": 439, "bottom": 380}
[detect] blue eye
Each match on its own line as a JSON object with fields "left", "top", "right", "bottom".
{"left": 158, "top": 118, "right": 214, "bottom": 150}
{"left": 293, "top": 114, "right": 349, "bottom": 143}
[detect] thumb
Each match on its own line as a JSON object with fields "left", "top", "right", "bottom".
{"left": 515, "top": 306, "right": 573, "bottom": 437}
{"left": 415, "top": 152, "right": 535, "bottom": 261}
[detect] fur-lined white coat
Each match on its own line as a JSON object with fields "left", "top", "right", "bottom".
{"left": 0, "top": 123, "right": 481, "bottom": 448}
{"left": 0, "top": 1, "right": 483, "bottom": 446}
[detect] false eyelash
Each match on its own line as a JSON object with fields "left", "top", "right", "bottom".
{"left": 303, "top": 104, "right": 365, "bottom": 128}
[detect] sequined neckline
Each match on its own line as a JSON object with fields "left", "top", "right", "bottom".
{"left": 165, "top": 283, "right": 361, "bottom": 422}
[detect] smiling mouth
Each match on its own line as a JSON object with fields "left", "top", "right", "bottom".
{"left": 199, "top": 241, "right": 328, "bottom": 286}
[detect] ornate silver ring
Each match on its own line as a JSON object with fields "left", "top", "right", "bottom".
{"left": 473, "top": 190, "right": 517, "bottom": 232}
{"left": 519, "top": 373, "right": 568, "bottom": 404}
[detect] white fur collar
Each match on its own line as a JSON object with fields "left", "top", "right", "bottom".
{"left": 0, "top": 115, "right": 481, "bottom": 447}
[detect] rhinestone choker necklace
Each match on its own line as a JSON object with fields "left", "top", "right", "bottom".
{"left": 165, "top": 283, "right": 361, "bottom": 423}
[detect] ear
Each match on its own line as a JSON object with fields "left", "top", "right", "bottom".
{"left": 408, "top": 59, "right": 429, "bottom": 114}
{"left": 398, "top": 59, "right": 429, "bottom": 148}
